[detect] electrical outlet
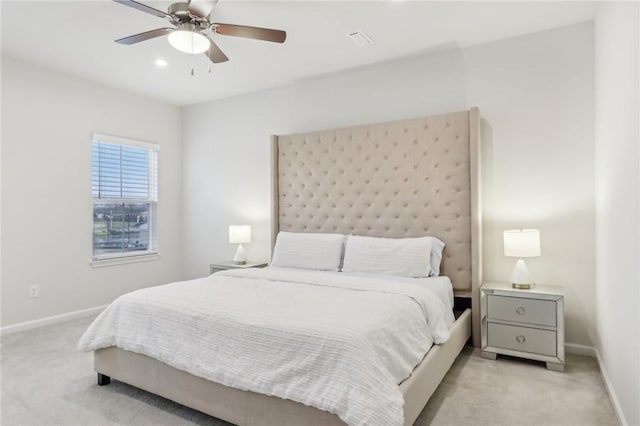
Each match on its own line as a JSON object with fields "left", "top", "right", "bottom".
{"left": 29, "top": 285, "right": 39, "bottom": 299}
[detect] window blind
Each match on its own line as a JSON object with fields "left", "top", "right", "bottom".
{"left": 92, "top": 141, "right": 158, "bottom": 201}
{"left": 91, "top": 134, "right": 158, "bottom": 260}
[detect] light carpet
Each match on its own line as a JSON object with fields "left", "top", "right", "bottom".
{"left": 1, "top": 316, "right": 617, "bottom": 426}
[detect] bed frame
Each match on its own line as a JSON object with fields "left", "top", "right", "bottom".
{"left": 94, "top": 108, "right": 482, "bottom": 425}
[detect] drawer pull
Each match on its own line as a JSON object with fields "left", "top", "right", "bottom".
{"left": 516, "top": 335, "right": 526, "bottom": 344}
{"left": 515, "top": 306, "right": 526, "bottom": 315}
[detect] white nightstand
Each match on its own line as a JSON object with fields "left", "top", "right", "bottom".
{"left": 480, "top": 281, "right": 565, "bottom": 372}
{"left": 209, "top": 261, "right": 268, "bottom": 275}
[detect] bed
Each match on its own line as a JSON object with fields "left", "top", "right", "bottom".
{"left": 80, "top": 108, "right": 482, "bottom": 426}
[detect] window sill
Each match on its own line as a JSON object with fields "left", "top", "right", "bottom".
{"left": 91, "top": 253, "right": 159, "bottom": 268}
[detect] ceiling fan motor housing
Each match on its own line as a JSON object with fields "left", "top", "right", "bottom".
{"left": 168, "top": 2, "right": 209, "bottom": 29}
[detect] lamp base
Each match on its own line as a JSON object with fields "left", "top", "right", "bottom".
{"left": 512, "top": 282, "right": 534, "bottom": 289}
{"left": 510, "top": 258, "right": 535, "bottom": 290}
{"left": 233, "top": 244, "right": 247, "bottom": 265}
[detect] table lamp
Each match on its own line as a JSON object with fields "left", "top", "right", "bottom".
{"left": 229, "top": 225, "right": 251, "bottom": 265}
{"left": 503, "top": 229, "right": 541, "bottom": 289}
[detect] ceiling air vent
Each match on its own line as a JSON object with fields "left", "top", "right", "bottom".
{"left": 347, "top": 31, "right": 374, "bottom": 47}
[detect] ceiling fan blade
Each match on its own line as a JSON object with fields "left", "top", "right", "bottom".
{"left": 188, "top": 0, "right": 219, "bottom": 19}
{"left": 115, "top": 28, "right": 174, "bottom": 45}
{"left": 204, "top": 37, "right": 229, "bottom": 63}
{"left": 213, "top": 24, "right": 286, "bottom": 43}
{"left": 113, "top": 0, "right": 170, "bottom": 19}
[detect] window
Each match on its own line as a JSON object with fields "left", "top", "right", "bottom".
{"left": 91, "top": 134, "right": 158, "bottom": 261}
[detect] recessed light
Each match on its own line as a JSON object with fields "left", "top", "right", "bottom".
{"left": 155, "top": 58, "right": 168, "bottom": 68}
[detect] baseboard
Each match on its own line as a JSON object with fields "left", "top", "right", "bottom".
{"left": 1, "top": 305, "right": 107, "bottom": 335}
{"left": 565, "top": 342, "right": 597, "bottom": 357}
{"left": 565, "top": 341, "right": 628, "bottom": 424}
{"left": 595, "top": 347, "right": 629, "bottom": 426}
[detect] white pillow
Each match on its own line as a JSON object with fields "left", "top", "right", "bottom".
{"left": 427, "top": 237, "right": 445, "bottom": 276}
{"left": 271, "top": 232, "right": 344, "bottom": 271}
{"left": 342, "top": 235, "right": 432, "bottom": 277}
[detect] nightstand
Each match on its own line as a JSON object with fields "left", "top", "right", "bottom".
{"left": 209, "top": 261, "right": 268, "bottom": 275}
{"left": 480, "top": 281, "right": 565, "bottom": 372}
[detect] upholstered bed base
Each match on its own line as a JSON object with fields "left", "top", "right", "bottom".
{"left": 93, "top": 108, "right": 481, "bottom": 424}
{"left": 94, "top": 309, "right": 471, "bottom": 426}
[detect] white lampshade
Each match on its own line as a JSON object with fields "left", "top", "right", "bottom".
{"left": 229, "top": 225, "right": 251, "bottom": 244}
{"left": 168, "top": 29, "right": 210, "bottom": 54}
{"left": 503, "top": 229, "right": 541, "bottom": 258}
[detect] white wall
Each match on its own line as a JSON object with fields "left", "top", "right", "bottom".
{"left": 594, "top": 3, "right": 639, "bottom": 425}
{"left": 182, "top": 22, "right": 595, "bottom": 346}
{"left": 1, "top": 56, "right": 183, "bottom": 327}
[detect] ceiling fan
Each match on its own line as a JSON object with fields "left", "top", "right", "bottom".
{"left": 113, "top": 0, "right": 286, "bottom": 64}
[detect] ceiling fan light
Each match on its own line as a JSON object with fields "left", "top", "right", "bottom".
{"left": 168, "top": 30, "right": 210, "bottom": 54}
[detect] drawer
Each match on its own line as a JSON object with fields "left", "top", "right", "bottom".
{"left": 487, "top": 323, "right": 557, "bottom": 357}
{"left": 487, "top": 295, "right": 556, "bottom": 327}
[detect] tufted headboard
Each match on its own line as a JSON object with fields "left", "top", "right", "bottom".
{"left": 271, "top": 108, "right": 482, "bottom": 345}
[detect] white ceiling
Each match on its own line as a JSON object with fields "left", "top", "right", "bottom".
{"left": 1, "top": 1, "right": 595, "bottom": 106}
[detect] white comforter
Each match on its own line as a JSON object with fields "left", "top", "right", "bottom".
{"left": 78, "top": 268, "right": 452, "bottom": 426}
